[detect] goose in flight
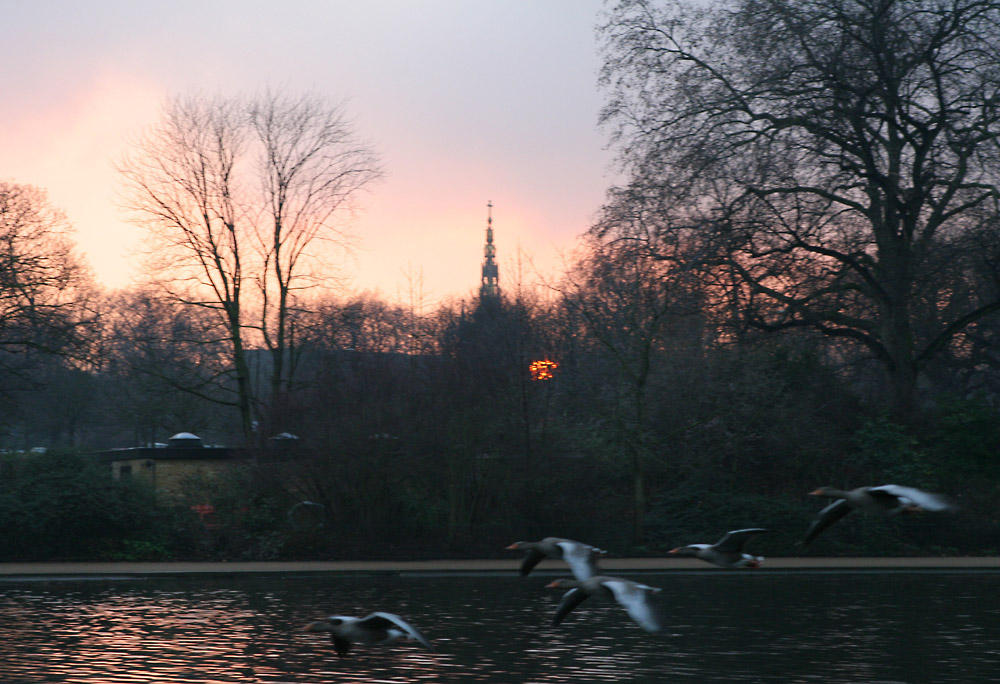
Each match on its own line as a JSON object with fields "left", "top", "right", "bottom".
{"left": 546, "top": 575, "right": 663, "bottom": 633}
{"left": 668, "top": 528, "right": 768, "bottom": 568}
{"left": 804, "top": 484, "right": 956, "bottom": 545}
{"left": 304, "top": 611, "right": 432, "bottom": 658}
{"left": 507, "top": 537, "right": 606, "bottom": 581}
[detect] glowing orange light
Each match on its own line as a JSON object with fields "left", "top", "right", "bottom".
{"left": 529, "top": 359, "right": 559, "bottom": 381}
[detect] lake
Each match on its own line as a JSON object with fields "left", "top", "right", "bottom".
{"left": 0, "top": 569, "right": 997, "bottom": 683}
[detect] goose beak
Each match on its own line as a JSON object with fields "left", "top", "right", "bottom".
{"left": 808, "top": 489, "right": 823, "bottom": 496}
{"left": 667, "top": 547, "right": 682, "bottom": 554}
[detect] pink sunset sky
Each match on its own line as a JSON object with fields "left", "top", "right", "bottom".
{"left": 0, "top": 1, "right": 614, "bottom": 303}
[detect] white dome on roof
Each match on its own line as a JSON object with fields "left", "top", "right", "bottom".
{"left": 168, "top": 432, "right": 204, "bottom": 447}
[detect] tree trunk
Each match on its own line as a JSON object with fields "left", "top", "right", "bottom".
{"left": 230, "top": 325, "right": 255, "bottom": 441}
{"left": 632, "top": 450, "right": 646, "bottom": 544}
{"left": 887, "top": 357, "right": 919, "bottom": 425}
{"left": 880, "top": 239, "right": 919, "bottom": 423}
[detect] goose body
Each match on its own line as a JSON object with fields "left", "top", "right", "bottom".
{"left": 305, "top": 611, "right": 432, "bottom": 658}
{"left": 546, "top": 575, "right": 663, "bottom": 633}
{"left": 507, "top": 537, "right": 606, "bottom": 581}
{"left": 668, "top": 528, "right": 768, "bottom": 568}
{"left": 804, "top": 484, "right": 956, "bottom": 545}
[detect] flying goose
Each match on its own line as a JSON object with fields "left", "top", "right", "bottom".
{"left": 546, "top": 575, "right": 663, "bottom": 633}
{"left": 507, "top": 537, "right": 606, "bottom": 581}
{"left": 668, "top": 528, "right": 768, "bottom": 568}
{"left": 804, "top": 484, "right": 957, "bottom": 545}
{"left": 304, "top": 611, "right": 432, "bottom": 658}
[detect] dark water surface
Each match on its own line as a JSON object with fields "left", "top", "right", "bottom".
{"left": 0, "top": 570, "right": 997, "bottom": 683}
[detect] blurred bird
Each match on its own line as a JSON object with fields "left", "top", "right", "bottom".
{"left": 804, "top": 484, "right": 957, "bottom": 545}
{"left": 668, "top": 528, "right": 768, "bottom": 568}
{"left": 506, "top": 537, "right": 606, "bottom": 581}
{"left": 546, "top": 575, "right": 663, "bottom": 633}
{"left": 304, "top": 611, "right": 432, "bottom": 658}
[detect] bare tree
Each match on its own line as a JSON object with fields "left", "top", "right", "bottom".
{"left": 599, "top": 0, "right": 1000, "bottom": 421}
{"left": 249, "top": 92, "right": 383, "bottom": 425}
{"left": 102, "top": 288, "right": 232, "bottom": 444}
{"left": 119, "top": 91, "right": 383, "bottom": 439}
{"left": 558, "top": 235, "right": 678, "bottom": 543}
{"left": 0, "top": 181, "right": 97, "bottom": 367}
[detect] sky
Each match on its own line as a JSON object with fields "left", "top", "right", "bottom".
{"left": 0, "top": 0, "right": 615, "bottom": 305}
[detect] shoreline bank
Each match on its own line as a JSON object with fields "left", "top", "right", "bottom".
{"left": 2, "top": 556, "right": 999, "bottom": 579}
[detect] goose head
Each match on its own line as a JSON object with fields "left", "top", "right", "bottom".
{"left": 667, "top": 544, "right": 705, "bottom": 557}
{"left": 545, "top": 579, "right": 579, "bottom": 589}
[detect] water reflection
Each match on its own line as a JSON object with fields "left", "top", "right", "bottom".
{"left": 0, "top": 571, "right": 998, "bottom": 683}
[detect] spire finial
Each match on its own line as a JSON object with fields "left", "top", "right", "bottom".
{"left": 480, "top": 200, "right": 499, "bottom": 300}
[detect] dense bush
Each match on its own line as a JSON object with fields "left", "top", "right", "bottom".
{"left": 0, "top": 450, "right": 174, "bottom": 561}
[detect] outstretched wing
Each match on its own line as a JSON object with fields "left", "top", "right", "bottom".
{"left": 552, "top": 587, "right": 590, "bottom": 626}
{"left": 601, "top": 579, "right": 663, "bottom": 633}
{"left": 872, "top": 485, "right": 956, "bottom": 512}
{"left": 363, "top": 612, "right": 433, "bottom": 650}
{"left": 713, "top": 528, "right": 768, "bottom": 553}
{"left": 557, "top": 540, "right": 602, "bottom": 581}
{"left": 519, "top": 548, "right": 547, "bottom": 576}
{"left": 804, "top": 499, "right": 853, "bottom": 545}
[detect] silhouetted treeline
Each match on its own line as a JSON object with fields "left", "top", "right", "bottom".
{"left": 1, "top": 277, "right": 998, "bottom": 561}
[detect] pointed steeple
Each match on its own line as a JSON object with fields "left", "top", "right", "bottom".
{"left": 480, "top": 200, "right": 499, "bottom": 300}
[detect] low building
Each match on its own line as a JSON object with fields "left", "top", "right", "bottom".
{"left": 97, "top": 432, "right": 239, "bottom": 501}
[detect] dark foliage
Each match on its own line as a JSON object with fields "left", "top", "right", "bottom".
{"left": 0, "top": 451, "right": 175, "bottom": 561}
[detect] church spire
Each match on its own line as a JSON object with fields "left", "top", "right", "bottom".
{"left": 480, "top": 200, "right": 499, "bottom": 300}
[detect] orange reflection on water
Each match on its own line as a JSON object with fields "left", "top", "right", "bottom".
{"left": 0, "top": 589, "right": 274, "bottom": 683}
